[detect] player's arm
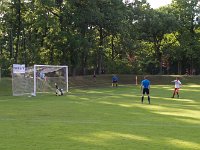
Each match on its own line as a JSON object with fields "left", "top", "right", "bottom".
{"left": 178, "top": 81, "right": 182, "bottom": 87}
{"left": 140, "top": 82, "right": 143, "bottom": 91}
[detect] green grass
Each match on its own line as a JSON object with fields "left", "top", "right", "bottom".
{"left": 0, "top": 77, "right": 200, "bottom": 150}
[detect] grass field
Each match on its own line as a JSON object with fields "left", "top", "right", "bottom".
{"left": 0, "top": 76, "right": 200, "bottom": 150}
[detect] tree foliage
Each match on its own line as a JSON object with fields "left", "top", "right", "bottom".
{"left": 1, "top": 0, "right": 200, "bottom": 76}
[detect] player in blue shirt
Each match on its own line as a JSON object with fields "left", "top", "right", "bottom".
{"left": 141, "top": 76, "right": 151, "bottom": 104}
{"left": 112, "top": 75, "right": 118, "bottom": 87}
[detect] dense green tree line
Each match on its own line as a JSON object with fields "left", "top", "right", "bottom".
{"left": 0, "top": 0, "right": 200, "bottom": 76}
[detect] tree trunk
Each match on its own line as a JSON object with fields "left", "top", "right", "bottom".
{"left": 178, "top": 61, "right": 182, "bottom": 75}
{"left": 98, "top": 27, "right": 103, "bottom": 74}
{"left": 22, "top": 29, "right": 27, "bottom": 65}
{"left": 155, "top": 44, "right": 162, "bottom": 74}
{"left": 111, "top": 35, "right": 114, "bottom": 60}
{"left": 9, "top": 28, "right": 13, "bottom": 59}
{"left": 15, "top": 0, "right": 21, "bottom": 63}
{"left": 50, "top": 47, "right": 54, "bottom": 64}
{"left": 82, "top": 51, "right": 87, "bottom": 75}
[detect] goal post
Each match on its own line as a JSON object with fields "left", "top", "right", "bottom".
{"left": 12, "top": 64, "right": 68, "bottom": 96}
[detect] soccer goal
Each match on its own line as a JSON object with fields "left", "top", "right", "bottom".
{"left": 12, "top": 64, "right": 68, "bottom": 96}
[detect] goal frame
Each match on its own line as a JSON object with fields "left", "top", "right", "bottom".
{"left": 12, "top": 64, "right": 68, "bottom": 96}
{"left": 33, "top": 65, "right": 68, "bottom": 96}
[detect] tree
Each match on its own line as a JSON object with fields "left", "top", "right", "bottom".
{"left": 171, "top": 0, "right": 200, "bottom": 74}
{"left": 134, "top": 7, "right": 178, "bottom": 73}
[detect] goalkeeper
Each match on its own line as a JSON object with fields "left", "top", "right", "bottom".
{"left": 55, "top": 83, "right": 63, "bottom": 96}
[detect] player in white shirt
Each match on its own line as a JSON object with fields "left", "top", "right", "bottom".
{"left": 171, "top": 77, "right": 182, "bottom": 98}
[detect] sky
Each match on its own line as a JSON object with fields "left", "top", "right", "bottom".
{"left": 147, "top": 0, "right": 172, "bottom": 8}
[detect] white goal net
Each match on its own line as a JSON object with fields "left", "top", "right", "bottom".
{"left": 12, "top": 64, "right": 68, "bottom": 96}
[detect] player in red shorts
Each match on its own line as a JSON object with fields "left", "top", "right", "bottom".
{"left": 171, "top": 77, "right": 182, "bottom": 98}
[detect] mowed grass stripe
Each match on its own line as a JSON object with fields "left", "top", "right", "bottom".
{"left": 1, "top": 118, "right": 200, "bottom": 128}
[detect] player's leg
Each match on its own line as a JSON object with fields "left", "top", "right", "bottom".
{"left": 171, "top": 88, "right": 176, "bottom": 98}
{"left": 141, "top": 88, "right": 145, "bottom": 103}
{"left": 147, "top": 89, "right": 150, "bottom": 104}
{"left": 141, "top": 94, "right": 144, "bottom": 103}
{"left": 176, "top": 88, "right": 179, "bottom": 98}
{"left": 112, "top": 81, "right": 116, "bottom": 87}
{"left": 56, "top": 89, "right": 59, "bottom": 96}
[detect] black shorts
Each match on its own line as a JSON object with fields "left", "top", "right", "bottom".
{"left": 143, "top": 88, "right": 149, "bottom": 94}
{"left": 112, "top": 81, "right": 117, "bottom": 83}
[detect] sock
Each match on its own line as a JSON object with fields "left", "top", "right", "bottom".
{"left": 148, "top": 96, "right": 150, "bottom": 104}
{"left": 141, "top": 96, "right": 144, "bottom": 103}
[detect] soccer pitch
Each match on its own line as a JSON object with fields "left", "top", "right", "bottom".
{"left": 0, "top": 82, "right": 200, "bottom": 149}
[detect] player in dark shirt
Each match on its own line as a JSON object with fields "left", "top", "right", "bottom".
{"left": 112, "top": 75, "right": 118, "bottom": 87}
